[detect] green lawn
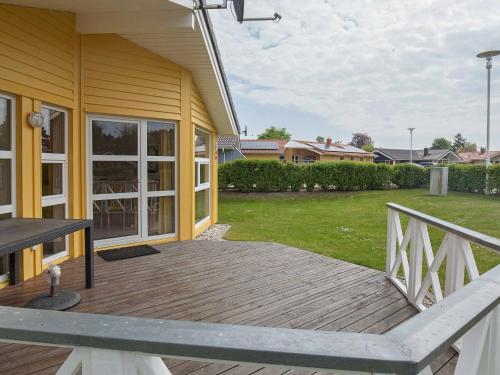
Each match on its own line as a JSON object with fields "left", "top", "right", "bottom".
{"left": 219, "top": 189, "right": 500, "bottom": 274}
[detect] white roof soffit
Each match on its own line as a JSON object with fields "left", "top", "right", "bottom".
{"left": 1, "top": 0, "right": 239, "bottom": 136}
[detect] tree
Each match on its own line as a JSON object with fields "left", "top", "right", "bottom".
{"left": 362, "top": 144, "right": 374, "bottom": 152}
{"left": 457, "top": 142, "right": 478, "bottom": 153}
{"left": 452, "top": 133, "right": 466, "bottom": 152}
{"left": 431, "top": 137, "right": 452, "bottom": 150}
{"left": 350, "top": 133, "right": 373, "bottom": 149}
{"left": 257, "top": 126, "right": 291, "bottom": 140}
{"left": 316, "top": 136, "right": 325, "bottom": 143}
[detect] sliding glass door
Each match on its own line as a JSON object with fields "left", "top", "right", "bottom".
{"left": 89, "top": 117, "right": 176, "bottom": 246}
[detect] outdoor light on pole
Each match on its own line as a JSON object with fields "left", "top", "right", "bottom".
{"left": 408, "top": 128, "right": 415, "bottom": 164}
{"left": 477, "top": 50, "right": 500, "bottom": 194}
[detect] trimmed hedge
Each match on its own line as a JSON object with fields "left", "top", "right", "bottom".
{"left": 219, "top": 160, "right": 393, "bottom": 192}
{"left": 447, "top": 164, "right": 500, "bottom": 194}
{"left": 392, "top": 164, "right": 428, "bottom": 188}
{"left": 219, "top": 160, "right": 500, "bottom": 194}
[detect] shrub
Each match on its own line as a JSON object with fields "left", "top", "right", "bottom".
{"left": 219, "top": 160, "right": 397, "bottom": 192}
{"left": 392, "top": 164, "right": 428, "bottom": 188}
{"left": 490, "top": 165, "right": 500, "bottom": 195}
{"left": 218, "top": 163, "right": 231, "bottom": 191}
{"left": 447, "top": 164, "right": 486, "bottom": 193}
{"left": 285, "top": 163, "right": 304, "bottom": 192}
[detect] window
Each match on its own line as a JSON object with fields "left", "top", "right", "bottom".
{"left": 195, "top": 129, "right": 210, "bottom": 224}
{"left": 41, "top": 106, "right": 68, "bottom": 262}
{"left": 0, "top": 94, "right": 15, "bottom": 281}
{"left": 279, "top": 155, "right": 285, "bottom": 161}
{"left": 90, "top": 117, "right": 176, "bottom": 245}
{"left": 340, "top": 156, "right": 344, "bottom": 161}
{"left": 292, "top": 155, "right": 299, "bottom": 163}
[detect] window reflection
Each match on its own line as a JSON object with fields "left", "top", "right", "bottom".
{"left": 0, "top": 98, "right": 11, "bottom": 151}
{"left": 147, "top": 122, "right": 174, "bottom": 156}
{"left": 41, "top": 108, "right": 65, "bottom": 154}
{"left": 92, "top": 120, "right": 138, "bottom": 155}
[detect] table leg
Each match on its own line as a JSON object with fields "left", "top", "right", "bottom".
{"left": 9, "top": 251, "right": 20, "bottom": 285}
{"left": 85, "top": 226, "right": 94, "bottom": 288}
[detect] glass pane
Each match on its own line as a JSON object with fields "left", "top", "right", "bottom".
{"left": 200, "top": 164, "right": 209, "bottom": 184}
{"left": 92, "top": 120, "right": 138, "bottom": 155}
{"left": 0, "top": 97, "right": 11, "bottom": 151}
{"left": 195, "top": 162, "right": 199, "bottom": 186}
{"left": 42, "top": 163, "right": 63, "bottom": 196}
{"left": 195, "top": 189, "right": 210, "bottom": 223}
{"left": 148, "top": 162, "right": 174, "bottom": 191}
{"left": 42, "top": 108, "right": 65, "bottom": 154}
{"left": 93, "top": 198, "right": 139, "bottom": 240}
{"left": 148, "top": 196, "right": 175, "bottom": 236}
{"left": 42, "top": 204, "right": 66, "bottom": 259}
{"left": 195, "top": 129, "right": 209, "bottom": 158}
{"left": 147, "top": 122, "right": 174, "bottom": 156}
{"left": 0, "top": 159, "right": 11, "bottom": 206}
{"left": 0, "top": 255, "right": 8, "bottom": 277}
{"left": 93, "top": 161, "right": 138, "bottom": 194}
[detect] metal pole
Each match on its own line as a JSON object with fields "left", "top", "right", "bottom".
{"left": 486, "top": 57, "right": 492, "bottom": 194}
{"left": 408, "top": 128, "right": 415, "bottom": 164}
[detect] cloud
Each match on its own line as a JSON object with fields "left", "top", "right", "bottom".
{"left": 211, "top": 0, "right": 500, "bottom": 148}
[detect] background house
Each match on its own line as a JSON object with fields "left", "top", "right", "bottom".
{"left": 373, "top": 148, "right": 462, "bottom": 165}
{"left": 284, "top": 138, "right": 374, "bottom": 163}
{"left": 240, "top": 139, "right": 288, "bottom": 160}
{"left": 217, "top": 135, "right": 245, "bottom": 164}
{"left": 459, "top": 150, "right": 500, "bottom": 164}
{"left": 240, "top": 138, "right": 373, "bottom": 163}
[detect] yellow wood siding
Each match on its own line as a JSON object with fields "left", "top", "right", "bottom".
{"left": 0, "top": 4, "right": 76, "bottom": 109}
{"left": 82, "top": 34, "right": 182, "bottom": 120}
{"left": 191, "top": 83, "right": 216, "bottom": 131}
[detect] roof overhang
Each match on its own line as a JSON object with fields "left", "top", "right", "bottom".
{"left": 2, "top": 0, "right": 239, "bottom": 135}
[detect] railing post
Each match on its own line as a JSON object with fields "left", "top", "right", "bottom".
{"left": 408, "top": 220, "right": 423, "bottom": 303}
{"left": 386, "top": 209, "right": 396, "bottom": 277}
{"left": 444, "top": 234, "right": 465, "bottom": 296}
{"left": 56, "top": 348, "right": 172, "bottom": 375}
{"left": 455, "top": 306, "right": 500, "bottom": 374}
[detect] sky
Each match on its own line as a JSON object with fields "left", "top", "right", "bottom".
{"left": 209, "top": 0, "right": 500, "bottom": 150}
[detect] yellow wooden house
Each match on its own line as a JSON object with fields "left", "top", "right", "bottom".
{"left": 0, "top": 0, "right": 239, "bottom": 288}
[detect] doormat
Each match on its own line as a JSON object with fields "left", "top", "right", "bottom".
{"left": 97, "top": 245, "right": 160, "bottom": 262}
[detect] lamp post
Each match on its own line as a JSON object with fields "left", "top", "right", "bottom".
{"left": 408, "top": 128, "right": 415, "bottom": 164}
{"left": 477, "top": 50, "right": 500, "bottom": 194}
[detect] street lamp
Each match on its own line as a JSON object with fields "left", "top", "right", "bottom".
{"left": 408, "top": 128, "right": 415, "bottom": 164}
{"left": 477, "top": 50, "right": 500, "bottom": 194}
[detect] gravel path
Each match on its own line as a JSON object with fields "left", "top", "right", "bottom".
{"left": 195, "top": 224, "right": 231, "bottom": 241}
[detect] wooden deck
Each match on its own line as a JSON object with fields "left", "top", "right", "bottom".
{"left": 0, "top": 241, "right": 457, "bottom": 374}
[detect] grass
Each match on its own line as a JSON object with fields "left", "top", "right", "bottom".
{"left": 219, "top": 189, "right": 500, "bottom": 275}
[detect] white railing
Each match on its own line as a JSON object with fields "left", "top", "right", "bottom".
{"left": 386, "top": 202, "right": 500, "bottom": 311}
{"left": 0, "top": 206, "right": 498, "bottom": 375}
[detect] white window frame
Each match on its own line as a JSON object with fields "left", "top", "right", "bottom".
{"left": 87, "top": 115, "right": 178, "bottom": 247}
{"left": 41, "top": 104, "right": 69, "bottom": 264}
{"left": 0, "top": 92, "right": 15, "bottom": 282}
{"left": 194, "top": 128, "right": 211, "bottom": 227}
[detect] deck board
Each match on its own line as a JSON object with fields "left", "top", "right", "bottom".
{"left": 0, "top": 240, "right": 456, "bottom": 374}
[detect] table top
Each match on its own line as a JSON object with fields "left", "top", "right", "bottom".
{"left": 0, "top": 218, "right": 92, "bottom": 256}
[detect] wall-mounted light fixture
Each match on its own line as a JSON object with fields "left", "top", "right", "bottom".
{"left": 28, "top": 111, "right": 44, "bottom": 128}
